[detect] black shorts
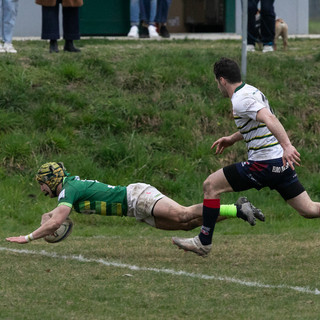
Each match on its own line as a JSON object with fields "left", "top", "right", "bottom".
{"left": 223, "top": 158, "right": 305, "bottom": 201}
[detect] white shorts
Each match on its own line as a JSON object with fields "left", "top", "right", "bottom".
{"left": 126, "top": 183, "right": 164, "bottom": 227}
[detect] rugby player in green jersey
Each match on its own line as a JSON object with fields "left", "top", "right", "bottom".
{"left": 6, "top": 162, "right": 264, "bottom": 244}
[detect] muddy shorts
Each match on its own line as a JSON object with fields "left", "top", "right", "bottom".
{"left": 126, "top": 183, "right": 164, "bottom": 227}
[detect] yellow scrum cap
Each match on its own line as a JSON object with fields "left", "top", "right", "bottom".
{"left": 36, "top": 162, "right": 68, "bottom": 193}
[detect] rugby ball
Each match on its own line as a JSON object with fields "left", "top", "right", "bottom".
{"left": 44, "top": 217, "right": 74, "bottom": 243}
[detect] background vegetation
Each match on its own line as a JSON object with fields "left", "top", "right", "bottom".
{"left": 309, "top": 18, "right": 320, "bottom": 34}
{"left": 1, "top": 38, "right": 320, "bottom": 319}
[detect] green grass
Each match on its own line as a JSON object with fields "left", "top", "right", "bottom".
{"left": 1, "top": 38, "right": 320, "bottom": 319}
{"left": 309, "top": 18, "right": 320, "bottom": 34}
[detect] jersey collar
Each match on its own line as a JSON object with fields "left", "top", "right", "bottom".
{"left": 234, "top": 82, "right": 245, "bottom": 93}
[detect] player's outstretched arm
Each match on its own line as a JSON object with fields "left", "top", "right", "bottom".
{"left": 41, "top": 212, "right": 53, "bottom": 225}
{"left": 6, "top": 205, "right": 71, "bottom": 244}
{"left": 211, "top": 131, "right": 243, "bottom": 154}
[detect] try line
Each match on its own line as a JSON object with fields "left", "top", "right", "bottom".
{"left": 1, "top": 246, "right": 319, "bottom": 296}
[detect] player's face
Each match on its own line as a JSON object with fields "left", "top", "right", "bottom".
{"left": 40, "top": 183, "right": 54, "bottom": 198}
{"left": 216, "top": 77, "right": 229, "bottom": 98}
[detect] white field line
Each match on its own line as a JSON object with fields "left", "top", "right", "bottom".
{"left": 1, "top": 246, "right": 320, "bottom": 296}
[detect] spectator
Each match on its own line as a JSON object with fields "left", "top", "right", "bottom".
{"left": 35, "top": 0, "right": 83, "bottom": 53}
{"left": 247, "top": 0, "right": 275, "bottom": 52}
{"left": 155, "top": 0, "right": 172, "bottom": 38}
{"left": 127, "top": 0, "right": 159, "bottom": 38}
{"left": 0, "top": 0, "right": 19, "bottom": 53}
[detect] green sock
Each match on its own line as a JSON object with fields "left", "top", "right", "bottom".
{"left": 220, "top": 204, "right": 237, "bottom": 217}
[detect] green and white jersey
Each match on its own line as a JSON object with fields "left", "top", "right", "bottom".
{"left": 231, "top": 82, "right": 283, "bottom": 161}
{"left": 58, "top": 176, "right": 128, "bottom": 216}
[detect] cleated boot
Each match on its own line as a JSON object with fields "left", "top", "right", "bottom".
{"left": 236, "top": 197, "right": 265, "bottom": 226}
{"left": 172, "top": 235, "right": 211, "bottom": 257}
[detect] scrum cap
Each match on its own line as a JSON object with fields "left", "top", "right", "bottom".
{"left": 36, "top": 162, "right": 68, "bottom": 194}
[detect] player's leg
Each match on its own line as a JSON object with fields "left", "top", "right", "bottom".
{"left": 275, "top": 178, "right": 320, "bottom": 218}
{"left": 154, "top": 197, "right": 222, "bottom": 230}
{"left": 171, "top": 161, "right": 265, "bottom": 256}
{"left": 172, "top": 168, "right": 235, "bottom": 256}
{"left": 153, "top": 195, "right": 264, "bottom": 230}
{"left": 153, "top": 197, "right": 202, "bottom": 230}
{"left": 197, "top": 168, "right": 234, "bottom": 248}
{"left": 287, "top": 191, "right": 320, "bottom": 218}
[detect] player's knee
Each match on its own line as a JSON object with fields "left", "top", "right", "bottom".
{"left": 203, "top": 178, "right": 213, "bottom": 194}
{"left": 203, "top": 177, "right": 220, "bottom": 197}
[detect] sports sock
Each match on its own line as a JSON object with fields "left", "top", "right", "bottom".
{"left": 198, "top": 199, "right": 220, "bottom": 245}
{"left": 220, "top": 204, "right": 237, "bottom": 217}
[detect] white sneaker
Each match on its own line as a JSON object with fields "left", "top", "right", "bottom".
{"left": 262, "top": 45, "right": 274, "bottom": 53}
{"left": 0, "top": 43, "right": 5, "bottom": 53}
{"left": 4, "top": 42, "right": 17, "bottom": 53}
{"left": 172, "top": 235, "right": 212, "bottom": 257}
{"left": 246, "top": 44, "right": 255, "bottom": 52}
{"left": 148, "top": 25, "right": 160, "bottom": 38}
{"left": 127, "top": 25, "right": 139, "bottom": 38}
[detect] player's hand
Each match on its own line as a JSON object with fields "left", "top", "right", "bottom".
{"left": 211, "top": 136, "right": 234, "bottom": 154}
{"left": 282, "top": 144, "right": 301, "bottom": 170}
{"left": 6, "top": 236, "right": 29, "bottom": 244}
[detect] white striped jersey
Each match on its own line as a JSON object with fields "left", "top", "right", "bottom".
{"left": 231, "top": 82, "right": 283, "bottom": 161}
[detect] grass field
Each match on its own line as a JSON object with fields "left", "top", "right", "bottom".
{"left": 1, "top": 37, "right": 320, "bottom": 319}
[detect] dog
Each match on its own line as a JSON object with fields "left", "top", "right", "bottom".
{"left": 274, "top": 18, "right": 288, "bottom": 51}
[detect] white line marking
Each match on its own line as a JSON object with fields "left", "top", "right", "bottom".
{"left": 1, "top": 246, "right": 319, "bottom": 295}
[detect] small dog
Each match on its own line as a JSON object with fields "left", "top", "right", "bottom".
{"left": 274, "top": 18, "right": 288, "bottom": 51}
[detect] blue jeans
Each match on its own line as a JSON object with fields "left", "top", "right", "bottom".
{"left": 130, "top": 0, "right": 157, "bottom": 25}
{"left": 155, "top": 0, "right": 172, "bottom": 24}
{"left": 130, "top": 0, "right": 140, "bottom": 25}
{"left": 247, "top": 0, "right": 275, "bottom": 45}
{"left": 41, "top": 0, "right": 80, "bottom": 40}
{"left": 141, "top": 0, "right": 157, "bottom": 25}
{"left": 0, "top": 0, "right": 19, "bottom": 43}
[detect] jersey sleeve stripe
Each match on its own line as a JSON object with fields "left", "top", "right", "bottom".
{"left": 58, "top": 202, "right": 73, "bottom": 208}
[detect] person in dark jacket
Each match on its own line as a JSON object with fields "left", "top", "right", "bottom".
{"left": 35, "top": 0, "right": 83, "bottom": 53}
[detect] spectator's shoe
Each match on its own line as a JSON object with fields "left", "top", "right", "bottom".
{"left": 159, "top": 25, "right": 170, "bottom": 38}
{"left": 139, "top": 26, "right": 150, "bottom": 38}
{"left": 4, "top": 43, "right": 17, "bottom": 53}
{"left": 0, "top": 43, "right": 5, "bottom": 53}
{"left": 127, "top": 25, "right": 139, "bottom": 38}
{"left": 64, "top": 40, "right": 81, "bottom": 53}
{"left": 246, "top": 44, "right": 256, "bottom": 52}
{"left": 236, "top": 197, "right": 265, "bottom": 226}
{"left": 148, "top": 25, "right": 160, "bottom": 38}
{"left": 49, "top": 40, "right": 59, "bottom": 53}
{"left": 262, "top": 45, "right": 274, "bottom": 53}
{"left": 172, "top": 235, "right": 212, "bottom": 257}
